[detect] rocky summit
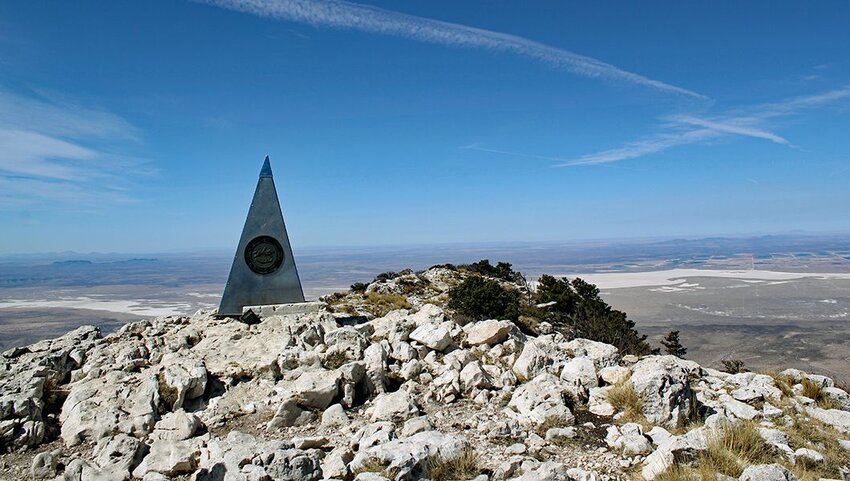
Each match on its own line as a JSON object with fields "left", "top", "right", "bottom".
{"left": 1, "top": 266, "right": 849, "bottom": 481}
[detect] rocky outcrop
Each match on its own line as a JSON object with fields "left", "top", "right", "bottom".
{"left": 0, "top": 266, "right": 848, "bottom": 481}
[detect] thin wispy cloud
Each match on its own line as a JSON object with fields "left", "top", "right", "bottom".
{"left": 669, "top": 115, "right": 790, "bottom": 145}
{"left": 199, "top": 0, "right": 705, "bottom": 99}
{"left": 460, "top": 143, "right": 572, "bottom": 163}
{"left": 554, "top": 84, "right": 850, "bottom": 166}
{"left": 0, "top": 87, "right": 151, "bottom": 209}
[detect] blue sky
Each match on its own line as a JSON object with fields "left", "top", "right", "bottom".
{"left": 1, "top": 0, "right": 849, "bottom": 254}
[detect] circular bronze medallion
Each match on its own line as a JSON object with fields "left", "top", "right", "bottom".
{"left": 244, "top": 236, "right": 284, "bottom": 275}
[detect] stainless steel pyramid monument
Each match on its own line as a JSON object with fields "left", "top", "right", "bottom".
{"left": 218, "top": 156, "right": 305, "bottom": 316}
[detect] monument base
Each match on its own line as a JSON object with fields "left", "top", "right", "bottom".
{"left": 242, "top": 301, "right": 327, "bottom": 318}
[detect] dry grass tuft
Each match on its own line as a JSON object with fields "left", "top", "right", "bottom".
{"left": 783, "top": 413, "right": 850, "bottom": 480}
{"left": 653, "top": 464, "right": 696, "bottom": 481}
{"left": 607, "top": 379, "right": 648, "bottom": 426}
{"left": 426, "top": 447, "right": 480, "bottom": 481}
{"left": 704, "top": 421, "right": 774, "bottom": 477}
{"left": 657, "top": 421, "right": 774, "bottom": 479}
{"left": 799, "top": 378, "right": 843, "bottom": 410}
{"left": 157, "top": 372, "right": 178, "bottom": 411}
{"left": 352, "top": 458, "right": 400, "bottom": 479}
{"left": 801, "top": 378, "right": 823, "bottom": 400}
{"left": 363, "top": 292, "right": 412, "bottom": 317}
{"left": 767, "top": 371, "right": 796, "bottom": 398}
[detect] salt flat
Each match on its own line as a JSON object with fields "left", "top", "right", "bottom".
{"left": 560, "top": 268, "right": 850, "bottom": 289}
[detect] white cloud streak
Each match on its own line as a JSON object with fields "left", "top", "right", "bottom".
{"left": 555, "top": 84, "right": 850, "bottom": 166}
{"left": 669, "top": 115, "right": 790, "bottom": 145}
{"left": 200, "top": 0, "right": 704, "bottom": 99}
{"left": 0, "top": 87, "right": 149, "bottom": 209}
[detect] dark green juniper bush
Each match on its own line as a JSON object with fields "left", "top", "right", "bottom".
{"left": 448, "top": 275, "right": 521, "bottom": 321}
{"left": 661, "top": 330, "right": 688, "bottom": 358}
{"left": 533, "top": 274, "right": 656, "bottom": 356}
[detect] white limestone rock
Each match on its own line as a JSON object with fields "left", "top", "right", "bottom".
{"left": 93, "top": 433, "right": 144, "bottom": 474}
{"left": 289, "top": 368, "right": 342, "bottom": 409}
{"left": 559, "top": 356, "right": 598, "bottom": 401}
{"left": 369, "top": 390, "right": 420, "bottom": 422}
{"left": 150, "top": 410, "right": 200, "bottom": 441}
{"left": 409, "top": 324, "right": 452, "bottom": 351}
{"left": 512, "top": 337, "right": 560, "bottom": 381}
{"left": 599, "top": 366, "right": 630, "bottom": 385}
{"left": 508, "top": 373, "right": 575, "bottom": 427}
{"left": 132, "top": 439, "right": 201, "bottom": 478}
{"left": 563, "top": 338, "right": 619, "bottom": 369}
{"left": 321, "top": 403, "right": 350, "bottom": 427}
{"left": 60, "top": 371, "right": 159, "bottom": 446}
{"left": 719, "top": 394, "right": 761, "bottom": 420}
{"left": 792, "top": 447, "right": 824, "bottom": 465}
{"left": 350, "top": 430, "right": 469, "bottom": 479}
{"left": 605, "top": 423, "right": 653, "bottom": 455}
{"left": 460, "top": 360, "right": 494, "bottom": 392}
{"left": 587, "top": 386, "right": 615, "bottom": 416}
{"left": 159, "top": 352, "right": 207, "bottom": 410}
{"left": 739, "top": 463, "right": 799, "bottom": 481}
{"left": 822, "top": 386, "right": 850, "bottom": 411}
{"left": 807, "top": 406, "right": 850, "bottom": 434}
{"left": 465, "top": 319, "right": 513, "bottom": 346}
{"left": 630, "top": 355, "right": 700, "bottom": 429}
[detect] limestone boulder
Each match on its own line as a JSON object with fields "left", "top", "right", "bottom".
{"left": 409, "top": 324, "right": 452, "bottom": 351}
{"left": 369, "top": 390, "right": 420, "bottom": 422}
{"left": 559, "top": 356, "right": 598, "bottom": 401}
{"left": 563, "top": 338, "right": 619, "bottom": 369}
{"left": 739, "top": 463, "right": 799, "bottom": 481}
{"left": 807, "top": 406, "right": 850, "bottom": 434}
{"left": 150, "top": 410, "right": 200, "bottom": 441}
{"left": 60, "top": 371, "right": 159, "bottom": 446}
{"left": 630, "top": 355, "right": 699, "bottom": 429}
{"left": 465, "top": 319, "right": 513, "bottom": 346}
{"left": 289, "top": 369, "right": 342, "bottom": 409}
{"left": 508, "top": 373, "right": 575, "bottom": 427}
{"left": 512, "top": 337, "right": 561, "bottom": 381}
{"left": 350, "top": 430, "right": 469, "bottom": 479}
{"left": 132, "top": 439, "right": 202, "bottom": 478}
{"left": 159, "top": 352, "right": 207, "bottom": 410}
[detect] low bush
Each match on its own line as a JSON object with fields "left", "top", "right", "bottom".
{"left": 534, "top": 275, "right": 655, "bottom": 355}
{"left": 448, "top": 275, "right": 520, "bottom": 320}
{"left": 459, "top": 259, "right": 525, "bottom": 283}
{"left": 720, "top": 359, "right": 748, "bottom": 374}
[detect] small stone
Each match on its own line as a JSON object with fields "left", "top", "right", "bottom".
{"left": 292, "top": 436, "right": 328, "bottom": 449}
{"left": 31, "top": 451, "right": 58, "bottom": 480}
{"left": 321, "top": 403, "right": 350, "bottom": 427}
{"left": 506, "top": 443, "right": 527, "bottom": 454}
{"left": 545, "top": 427, "right": 577, "bottom": 442}
{"left": 793, "top": 447, "right": 824, "bottom": 465}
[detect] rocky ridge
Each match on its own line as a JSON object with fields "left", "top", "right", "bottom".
{"left": 0, "top": 266, "right": 849, "bottom": 481}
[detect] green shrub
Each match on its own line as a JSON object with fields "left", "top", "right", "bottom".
{"left": 448, "top": 275, "right": 520, "bottom": 320}
{"left": 459, "top": 259, "right": 524, "bottom": 283}
{"left": 661, "top": 330, "right": 688, "bottom": 358}
{"left": 350, "top": 282, "right": 368, "bottom": 293}
{"left": 373, "top": 271, "right": 399, "bottom": 282}
{"left": 534, "top": 275, "right": 654, "bottom": 355}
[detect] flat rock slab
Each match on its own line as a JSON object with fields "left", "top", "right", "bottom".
{"left": 243, "top": 302, "right": 327, "bottom": 317}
